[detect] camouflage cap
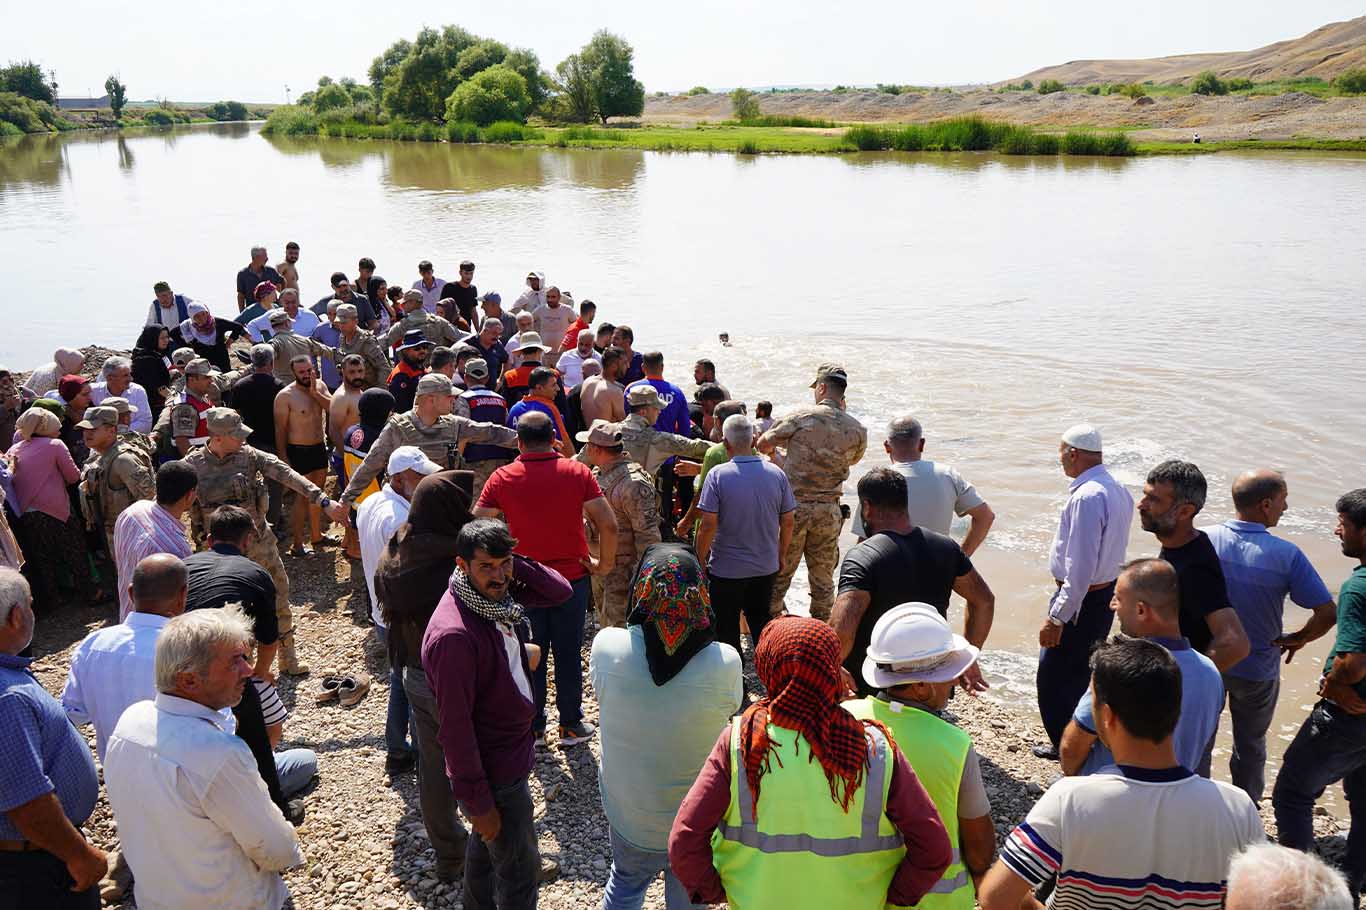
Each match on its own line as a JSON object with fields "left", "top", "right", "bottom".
{"left": 335, "top": 303, "right": 358, "bottom": 321}
{"left": 101, "top": 396, "right": 137, "bottom": 415}
{"left": 810, "top": 362, "right": 848, "bottom": 388}
{"left": 575, "top": 418, "right": 623, "bottom": 447}
{"left": 267, "top": 309, "right": 292, "bottom": 326}
{"left": 463, "top": 357, "right": 489, "bottom": 379}
{"left": 171, "top": 347, "right": 197, "bottom": 367}
{"left": 74, "top": 406, "right": 118, "bottom": 430}
{"left": 627, "top": 384, "right": 663, "bottom": 409}
{"left": 184, "top": 358, "right": 213, "bottom": 377}
{"left": 415, "top": 373, "right": 453, "bottom": 397}
{"left": 204, "top": 407, "right": 252, "bottom": 439}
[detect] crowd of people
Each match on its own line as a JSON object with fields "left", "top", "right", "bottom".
{"left": 0, "top": 241, "right": 1363, "bottom": 910}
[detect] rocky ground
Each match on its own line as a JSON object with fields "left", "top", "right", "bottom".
{"left": 28, "top": 539, "right": 1355, "bottom": 909}
{"left": 643, "top": 90, "right": 1366, "bottom": 143}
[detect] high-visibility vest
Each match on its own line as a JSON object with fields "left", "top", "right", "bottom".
{"left": 711, "top": 722, "right": 905, "bottom": 910}
{"left": 845, "top": 697, "right": 974, "bottom": 909}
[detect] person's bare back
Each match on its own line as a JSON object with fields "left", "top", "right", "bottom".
{"left": 581, "top": 375, "right": 626, "bottom": 424}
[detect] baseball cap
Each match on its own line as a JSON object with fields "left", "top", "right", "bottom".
{"left": 402, "top": 288, "right": 424, "bottom": 304}
{"left": 387, "top": 445, "right": 442, "bottom": 477}
{"left": 464, "top": 358, "right": 489, "bottom": 379}
{"left": 480, "top": 291, "right": 501, "bottom": 304}
{"left": 514, "top": 332, "right": 545, "bottom": 352}
{"left": 205, "top": 407, "right": 251, "bottom": 439}
{"left": 575, "top": 419, "right": 623, "bottom": 447}
{"left": 184, "top": 358, "right": 213, "bottom": 377}
{"left": 862, "top": 603, "right": 980, "bottom": 689}
{"left": 75, "top": 406, "right": 118, "bottom": 431}
{"left": 416, "top": 373, "right": 453, "bottom": 397}
{"left": 810, "top": 362, "right": 848, "bottom": 388}
{"left": 267, "top": 309, "right": 291, "bottom": 326}
{"left": 335, "top": 303, "right": 358, "bottom": 321}
{"left": 627, "top": 385, "right": 663, "bottom": 409}
{"left": 396, "top": 330, "right": 434, "bottom": 353}
{"left": 171, "top": 347, "right": 196, "bottom": 367}
{"left": 254, "top": 280, "right": 278, "bottom": 301}
{"left": 101, "top": 396, "right": 137, "bottom": 415}
{"left": 1061, "top": 423, "right": 1102, "bottom": 453}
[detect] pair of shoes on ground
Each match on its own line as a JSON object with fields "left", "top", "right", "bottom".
{"left": 535, "top": 721, "right": 596, "bottom": 749}
{"left": 316, "top": 672, "right": 370, "bottom": 706}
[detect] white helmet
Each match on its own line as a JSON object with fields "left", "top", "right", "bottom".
{"left": 862, "top": 603, "right": 980, "bottom": 690}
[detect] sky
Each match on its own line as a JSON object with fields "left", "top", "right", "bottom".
{"left": 5, "top": 1, "right": 1362, "bottom": 103}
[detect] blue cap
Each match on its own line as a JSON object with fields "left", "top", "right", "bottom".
{"left": 480, "top": 291, "right": 501, "bottom": 304}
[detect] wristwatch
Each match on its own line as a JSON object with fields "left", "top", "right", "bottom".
{"left": 319, "top": 495, "right": 332, "bottom": 509}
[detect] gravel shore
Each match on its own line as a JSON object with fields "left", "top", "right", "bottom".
{"left": 27, "top": 542, "right": 1354, "bottom": 908}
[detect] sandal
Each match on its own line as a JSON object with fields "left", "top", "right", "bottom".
{"left": 338, "top": 674, "right": 371, "bottom": 707}
{"left": 315, "top": 674, "right": 347, "bottom": 704}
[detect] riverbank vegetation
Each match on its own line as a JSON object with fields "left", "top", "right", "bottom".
{"left": 844, "top": 117, "right": 1135, "bottom": 155}
{"left": 996, "top": 68, "right": 1366, "bottom": 101}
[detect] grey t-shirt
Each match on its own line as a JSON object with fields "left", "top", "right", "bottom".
{"left": 851, "top": 459, "right": 984, "bottom": 538}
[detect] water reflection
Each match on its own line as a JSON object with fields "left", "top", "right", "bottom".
{"left": 117, "top": 135, "right": 135, "bottom": 172}
{"left": 0, "top": 132, "right": 68, "bottom": 189}
{"left": 838, "top": 149, "right": 1136, "bottom": 175}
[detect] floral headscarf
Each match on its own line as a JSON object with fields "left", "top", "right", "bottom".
{"left": 626, "top": 542, "right": 715, "bottom": 686}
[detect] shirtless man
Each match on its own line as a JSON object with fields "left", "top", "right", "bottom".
{"left": 275, "top": 241, "right": 300, "bottom": 292}
{"left": 274, "top": 355, "right": 332, "bottom": 554}
{"left": 328, "top": 354, "right": 368, "bottom": 558}
{"left": 581, "top": 346, "right": 628, "bottom": 425}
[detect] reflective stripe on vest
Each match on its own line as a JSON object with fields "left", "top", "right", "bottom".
{"left": 460, "top": 388, "right": 509, "bottom": 462}
{"left": 846, "top": 696, "right": 975, "bottom": 908}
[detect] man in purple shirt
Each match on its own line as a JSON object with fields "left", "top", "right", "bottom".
{"left": 422, "top": 519, "right": 571, "bottom": 910}
{"left": 695, "top": 414, "right": 796, "bottom": 661}
{"left": 1034, "top": 423, "right": 1134, "bottom": 759}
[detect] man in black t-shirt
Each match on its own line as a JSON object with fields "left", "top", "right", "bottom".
{"left": 1139, "top": 460, "right": 1249, "bottom": 670}
{"left": 439, "top": 260, "right": 479, "bottom": 330}
{"left": 831, "top": 466, "right": 996, "bottom": 697}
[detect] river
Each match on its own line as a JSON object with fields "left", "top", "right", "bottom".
{"left": 3, "top": 122, "right": 1365, "bottom": 803}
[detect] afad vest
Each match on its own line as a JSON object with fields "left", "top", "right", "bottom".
{"left": 845, "top": 697, "right": 974, "bottom": 909}
{"left": 712, "top": 723, "right": 904, "bottom": 910}
{"left": 459, "top": 388, "right": 510, "bottom": 463}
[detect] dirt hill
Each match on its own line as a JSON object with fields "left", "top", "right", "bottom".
{"left": 1012, "top": 15, "right": 1366, "bottom": 86}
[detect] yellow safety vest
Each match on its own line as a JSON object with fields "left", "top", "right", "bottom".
{"left": 845, "top": 696, "right": 974, "bottom": 909}
{"left": 711, "top": 722, "right": 905, "bottom": 910}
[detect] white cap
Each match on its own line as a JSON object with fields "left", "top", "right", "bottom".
{"left": 1061, "top": 423, "right": 1102, "bottom": 453}
{"left": 862, "top": 603, "right": 980, "bottom": 689}
{"left": 387, "top": 445, "right": 442, "bottom": 477}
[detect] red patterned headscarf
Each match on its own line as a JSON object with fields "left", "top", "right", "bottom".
{"left": 740, "top": 616, "right": 881, "bottom": 820}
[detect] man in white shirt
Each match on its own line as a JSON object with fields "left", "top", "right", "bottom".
{"left": 104, "top": 606, "right": 303, "bottom": 910}
{"left": 556, "top": 329, "right": 602, "bottom": 389}
{"left": 852, "top": 415, "right": 994, "bottom": 553}
{"left": 412, "top": 260, "right": 446, "bottom": 314}
{"left": 91, "top": 355, "right": 154, "bottom": 434}
{"left": 356, "top": 445, "right": 442, "bottom": 774}
{"left": 247, "top": 288, "right": 319, "bottom": 341}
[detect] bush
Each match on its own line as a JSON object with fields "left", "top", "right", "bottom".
{"left": 1191, "top": 70, "right": 1228, "bottom": 96}
{"left": 686, "top": 85, "right": 709, "bottom": 95}
{"left": 1020, "top": 79, "right": 1034, "bottom": 90}
{"left": 142, "top": 109, "right": 174, "bottom": 126}
{"left": 729, "top": 87, "right": 760, "bottom": 122}
{"left": 312, "top": 83, "right": 352, "bottom": 112}
{"left": 736, "top": 139, "right": 759, "bottom": 154}
{"left": 209, "top": 100, "right": 249, "bottom": 121}
{"left": 876, "top": 83, "right": 903, "bottom": 95}
{"left": 844, "top": 125, "right": 889, "bottom": 150}
{"left": 1336, "top": 69, "right": 1366, "bottom": 95}
{"left": 416, "top": 121, "right": 441, "bottom": 141}
{"left": 0, "top": 91, "right": 55, "bottom": 132}
{"left": 0, "top": 120, "right": 22, "bottom": 137}
{"left": 1085, "top": 85, "right": 1100, "bottom": 95}
{"left": 445, "top": 64, "right": 531, "bottom": 126}
{"left": 1038, "top": 79, "right": 1065, "bottom": 95}
{"left": 482, "top": 120, "right": 541, "bottom": 142}
{"left": 0, "top": 61, "right": 54, "bottom": 104}
{"left": 1118, "top": 83, "right": 1148, "bottom": 100}
{"left": 1225, "top": 78, "right": 1254, "bottom": 92}
{"left": 261, "top": 105, "right": 320, "bottom": 136}
{"left": 734, "top": 114, "right": 837, "bottom": 128}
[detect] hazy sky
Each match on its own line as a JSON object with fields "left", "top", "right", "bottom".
{"left": 6, "top": 1, "right": 1361, "bottom": 102}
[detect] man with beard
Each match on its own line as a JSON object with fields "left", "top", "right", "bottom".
{"left": 328, "top": 355, "right": 368, "bottom": 556}
{"left": 333, "top": 303, "right": 390, "bottom": 389}
{"left": 580, "top": 347, "right": 627, "bottom": 425}
{"left": 1138, "top": 459, "right": 1250, "bottom": 674}
{"left": 274, "top": 357, "right": 332, "bottom": 556}
{"left": 275, "top": 241, "right": 300, "bottom": 293}
{"left": 388, "top": 331, "right": 432, "bottom": 414}
{"left": 312, "top": 273, "right": 374, "bottom": 327}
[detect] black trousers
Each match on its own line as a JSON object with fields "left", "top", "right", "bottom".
{"left": 708, "top": 572, "right": 777, "bottom": 656}
{"left": 0, "top": 848, "right": 99, "bottom": 910}
{"left": 232, "top": 678, "right": 286, "bottom": 811}
{"left": 1036, "top": 583, "right": 1116, "bottom": 747}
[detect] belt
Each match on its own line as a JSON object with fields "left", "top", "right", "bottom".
{"left": 1055, "top": 578, "right": 1116, "bottom": 593}
{"left": 0, "top": 839, "right": 37, "bottom": 852}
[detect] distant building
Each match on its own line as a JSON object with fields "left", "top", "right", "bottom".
{"left": 57, "top": 95, "right": 110, "bottom": 110}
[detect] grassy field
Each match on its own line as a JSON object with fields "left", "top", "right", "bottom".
{"left": 1134, "top": 138, "right": 1366, "bottom": 154}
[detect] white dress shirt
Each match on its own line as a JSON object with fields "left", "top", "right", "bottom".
{"left": 246, "top": 308, "right": 320, "bottom": 342}
{"left": 62, "top": 612, "right": 228, "bottom": 760}
{"left": 104, "top": 694, "right": 302, "bottom": 910}
{"left": 412, "top": 277, "right": 446, "bottom": 314}
{"left": 1048, "top": 463, "right": 1134, "bottom": 624}
{"left": 556, "top": 348, "right": 602, "bottom": 388}
{"left": 355, "top": 484, "right": 412, "bottom": 627}
{"left": 91, "top": 381, "right": 154, "bottom": 434}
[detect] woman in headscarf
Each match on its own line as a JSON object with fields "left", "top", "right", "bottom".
{"left": 8, "top": 408, "right": 102, "bottom": 610}
{"left": 367, "top": 276, "right": 394, "bottom": 334}
{"left": 171, "top": 301, "right": 247, "bottom": 372}
{"left": 131, "top": 324, "right": 174, "bottom": 414}
{"left": 589, "top": 541, "right": 742, "bottom": 910}
{"left": 669, "top": 615, "right": 953, "bottom": 910}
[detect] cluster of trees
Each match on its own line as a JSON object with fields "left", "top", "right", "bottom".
{"left": 296, "top": 26, "right": 643, "bottom": 127}
{"left": 1, "top": 59, "right": 62, "bottom": 134}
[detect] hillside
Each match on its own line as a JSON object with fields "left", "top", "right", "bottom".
{"left": 1012, "top": 15, "right": 1366, "bottom": 86}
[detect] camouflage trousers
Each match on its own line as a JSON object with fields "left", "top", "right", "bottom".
{"left": 468, "top": 458, "right": 513, "bottom": 502}
{"left": 592, "top": 559, "right": 636, "bottom": 629}
{"left": 769, "top": 500, "right": 844, "bottom": 621}
{"left": 244, "top": 523, "right": 295, "bottom": 647}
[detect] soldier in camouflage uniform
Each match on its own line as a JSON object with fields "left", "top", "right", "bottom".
{"left": 102, "top": 396, "right": 156, "bottom": 473}
{"left": 161, "top": 358, "right": 217, "bottom": 457}
{"left": 183, "top": 407, "right": 348, "bottom": 676}
{"left": 758, "top": 363, "right": 867, "bottom": 621}
{"left": 77, "top": 406, "right": 156, "bottom": 549}
{"left": 334, "top": 303, "right": 391, "bottom": 388}
{"left": 385, "top": 289, "right": 464, "bottom": 352}
{"left": 615, "top": 384, "right": 712, "bottom": 474}
{"left": 266, "top": 309, "right": 342, "bottom": 384}
{"left": 579, "top": 419, "right": 661, "bottom": 627}
{"left": 340, "top": 373, "right": 518, "bottom": 505}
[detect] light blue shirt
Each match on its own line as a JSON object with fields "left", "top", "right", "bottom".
{"left": 696, "top": 455, "right": 798, "bottom": 578}
{"left": 588, "top": 626, "right": 741, "bottom": 850}
{"left": 1205, "top": 519, "right": 1333, "bottom": 681}
{"left": 1048, "top": 464, "right": 1134, "bottom": 623}
{"left": 1073, "top": 636, "right": 1223, "bottom": 776}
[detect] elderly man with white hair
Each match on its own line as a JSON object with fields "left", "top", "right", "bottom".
{"left": 1226, "top": 843, "right": 1353, "bottom": 909}
{"left": 556, "top": 328, "right": 602, "bottom": 389}
{"left": 91, "top": 355, "right": 153, "bottom": 434}
{"left": 104, "top": 605, "right": 303, "bottom": 910}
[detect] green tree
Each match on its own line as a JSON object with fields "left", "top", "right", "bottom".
{"left": 455, "top": 41, "right": 508, "bottom": 81}
{"left": 1191, "top": 70, "right": 1228, "bottom": 96}
{"left": 104, "top": 75, "right": 127, "bottom": 118}
{"left": 382, "top": 25, "right": 480, "bottom": 121}
{"left": 554, "top": 54, "right": 595, "bottom": 123}
{"left": 580, "top": 30, "right": 644, "bottom": 124}
{"left": 1037, "top": 79, "right": 1064, "bottom": 95}
{"left": 1335, "top": 68, "right": 1366, "bottom": 95}
{"left": 368, "top": 38, "right": 412, "bottom": 106}
{"left": 502, "top": 48, "right": 547, "bottom": 109}
{"left": 445, "top": 64, "right": 530, "bottom": 126}
{"left": 312, "top": 83, "right": 351, "bottom": 112}
{"left": 730, "top": 87, "right": 760, "bottom": 121}
{"left": 687, "top": 86, "right": 709, "bottom": 95}
{"left": 0, "top": 60, "right": 55, "bottom": 103}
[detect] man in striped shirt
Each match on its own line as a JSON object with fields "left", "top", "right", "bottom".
{"left": 111, "top": 462, "right": 197, "bottom": 620}
{"left": 979, "top": 636, "right": 1262, "bottom": 910}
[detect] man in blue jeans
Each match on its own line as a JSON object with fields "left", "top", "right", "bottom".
{"left": 1273, "top": 489, "right": 1366, "bottom": 898}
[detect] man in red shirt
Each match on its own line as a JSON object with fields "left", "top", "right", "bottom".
{"left": 475, "top": 410, "right": 618, "bottom": 747}
{"left": 557, "top": 299, "right": 596, "bottom": 354}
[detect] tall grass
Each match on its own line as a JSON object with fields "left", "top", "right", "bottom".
{"left": 261, "top": 105, "right": 320, "bottom": 136}
{"left": 843, "top": 117, "right": 1133, "bottom": 156}
{"left": 558, "top": 126, "right": 628, "bottom": 142}
{"left": 731, "top": 115, "right": 839, "bottom": 128}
